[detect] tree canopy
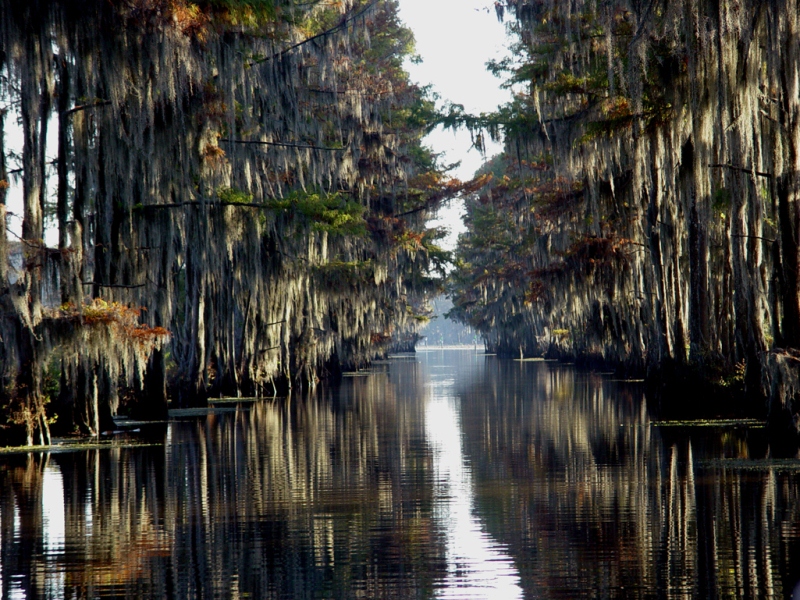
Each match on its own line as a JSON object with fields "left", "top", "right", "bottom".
{"left": 0, "top": 0, "right": 458, "bottom": 445}
{"left": 448, "top": 0, "right": 800, "bottom": 431}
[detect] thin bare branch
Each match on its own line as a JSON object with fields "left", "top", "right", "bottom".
{"left": 708, "top": 163, "right": 773, "bottom": 178}
{"left": 221, "top": 138, "right": 346, "bottom": 152}
{"left": 248, "top": 0, "right": 379, "bottom": 65}
{"left": 64, "top": 100, "right": 112, "bottom": 116}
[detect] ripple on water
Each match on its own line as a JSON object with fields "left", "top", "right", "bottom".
{"left": 0, "top": 351, "right": 799, "bottom": 598}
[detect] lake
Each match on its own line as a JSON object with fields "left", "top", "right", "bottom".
{"left": 2, "top": 350, "right": 800, "bottom": 598}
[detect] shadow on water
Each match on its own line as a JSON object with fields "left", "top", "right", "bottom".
{"left": 1, "top": 350, "right": 800, "bottom": 598}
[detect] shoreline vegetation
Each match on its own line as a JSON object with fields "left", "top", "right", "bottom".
{"left": 0, "top": 352, "right": 772, "bottom": 456}
{"left": 445, "top": 0, "right": 800, "bottom": 446}
{"left": 0, "top": 339, "right": 777, "bottom": 453}
{"left": 0, "top": 0, "right": 465, "bottom": 446}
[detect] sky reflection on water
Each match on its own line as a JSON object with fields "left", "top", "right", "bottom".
{"left": 425, "top": 376, "right": 522, "bottom": 599}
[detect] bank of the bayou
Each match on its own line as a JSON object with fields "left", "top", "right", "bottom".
{"left": 0, "top": 0, "right": 455, "bottom": 445}
{"left": 448, "top": 0, "right": 800, "bottom": 440}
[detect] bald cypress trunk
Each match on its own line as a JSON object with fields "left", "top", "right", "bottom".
{"left": 777, "top": 174, "right": 800, "bottom": 346}
{"left": 0, "top": 107, "right": 7, "bottom": 290}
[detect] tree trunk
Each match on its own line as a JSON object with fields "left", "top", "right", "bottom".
{"left": 777, "top": 173, "right": 800, "bottom": 346}
{"left": 0, "top": 107, "right": 8, "bottom": 287}
{"left": 56, "top": 54, "right": 72, "bottom": 303}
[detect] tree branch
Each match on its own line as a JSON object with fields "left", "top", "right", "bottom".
{"left": 138, "top": 201, "right": 274, "bottom": 210}
{"left": 81, "top": 280, "right": 147, "bottom": 289}
{"left": 220, "top": 138, "right": 345, "bottom": 151}
{"left": 249, "top": 0, "right": 379, "bottom": 65}
{"left": 65, "top": 100, "right": 112, "bottom": 116}
{"left": 708, "top": 163, "right": 773, "bottom": 178}
{"left": 731, "top": 234, "right": 776, "bottom": 243}
{"left": 394, "top": 203, "right": 432, "bottom": 218}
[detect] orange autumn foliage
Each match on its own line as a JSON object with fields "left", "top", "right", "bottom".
{"left": 58, "top": 299, "right": 170, "bottom": 347}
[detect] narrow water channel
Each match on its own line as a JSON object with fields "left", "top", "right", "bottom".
{"left": 1, "top": 350, "right": 800, "bottom": 598}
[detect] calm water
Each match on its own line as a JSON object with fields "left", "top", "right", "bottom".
{"left": 3, "top": 350, "right": 800, "bottom": 599}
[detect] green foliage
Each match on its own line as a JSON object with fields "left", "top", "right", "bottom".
{"left": 267, "top": 190, "right": 367, "bottom": 236}
{"left": 544, "top": 71, "right": 608, "bottom": 97}
{"left": 422, "top": 229, "right": 451, "bottom": 276}
{"left": 386, "top": 86, "right": 439, "bottom": 136}
{"left": 440, "top": 0, "right": 685, "bottom": 151}
{"left": 198, "top": 0, "right": 280, "bottom": 27}
{"left": 576, "top": 96, "right": 635, "bottom": 142}
{"left": 717, "top": 360, "right": 746, "bottom": 389}
{"left": 217, "top": 187, "right": 254, "bottom": 204}
{"left": 712, "top": 187, "right": 732, "bottom": 214}
{"left": 42, "top": 358, "right": 61, "bottom": 403}
{"left": 406, "top": 305, "right": 430, "bottom": 323}
{"left": 487, "top": 56, "right": 549, "bottom": 88}
{"left": 362, "top": 0, "right": 416, "bottom": 67}
{"left": 463, "top": 202, "right": 519, "bottom": 252}
{"left": 406, "top": 142, "right": 438, "bottom": 173}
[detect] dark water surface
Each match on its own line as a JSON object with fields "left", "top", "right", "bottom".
{"left": 3, "top": 350, "right": 800, "bottom": 598}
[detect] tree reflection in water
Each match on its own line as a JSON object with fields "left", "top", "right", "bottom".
{"left": 454, "top": 354, "right": 800, "bottom": 598}
{"left": 0, "top": 363, "right": 446, "bottom": 599}
{"left": 0, "top": 351, "right": 800, "bottom": 598}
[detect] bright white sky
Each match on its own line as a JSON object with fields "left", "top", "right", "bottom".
{"left": 397, "top": 0, "right": 511, "bottom": 248}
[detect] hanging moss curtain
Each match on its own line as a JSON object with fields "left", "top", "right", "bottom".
{"left": 448, "top": 0, "right": 800, "bottom": 432}
{"left": 0, "top": 0, "right": 449, "bottom": 445}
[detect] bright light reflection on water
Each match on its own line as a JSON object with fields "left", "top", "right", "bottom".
{"left": 425, "top": 376, "right": 523, "bottom": 599}
{"left": 42, "top": 461, "right": 66, "bottom": 599}
{"left": 43, "top": 462, "right": 65, "bottom": 553}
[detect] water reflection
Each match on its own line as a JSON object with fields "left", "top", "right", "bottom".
{"left": 0, "top": 352, "right": 800, "bottom": 598}
{"left": 424, "top": 373, "right": 522, "bottom": 598}
{"left": 451, "top": 355, "right": 800, "bottom": 598}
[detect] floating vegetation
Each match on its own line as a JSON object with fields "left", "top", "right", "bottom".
{"left": 207, "top": 397, "right": 262, "bottom": 404}
{"left": 111, "top": 416, "right": 167, "bottom": 428}
{"left": 0, "top": 440, "right": 163, "bottom": 456}
{"left": 697, "top": 459, "right": 800, "bottom": 472}
{"left": 168, "top": 408, "right": 240, "bottom": 418}
{"left": 651, "top": 419, "right": 766, "bottom": 429}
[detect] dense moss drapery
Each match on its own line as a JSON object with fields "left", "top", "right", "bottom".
{"left": 0, "top": 0, "right": 452, "bottom": 445}
{"left": 448, "top": 0, "right": 800, "bottom": 432}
